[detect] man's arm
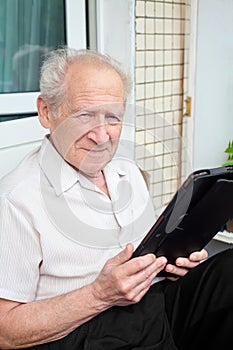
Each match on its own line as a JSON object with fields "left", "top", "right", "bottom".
{"left": 0, "top": 244, "right": 167, "bottom": 349}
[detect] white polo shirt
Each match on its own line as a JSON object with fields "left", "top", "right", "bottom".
{"left": 0, "top": 136, "right": 156, "bottom": 302}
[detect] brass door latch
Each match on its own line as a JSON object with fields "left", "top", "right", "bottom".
{"left": 184, "top": 96, "right": 192, "bottom": 117}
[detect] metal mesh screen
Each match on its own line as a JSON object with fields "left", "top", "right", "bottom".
{"left": 135, "top": 0, "right": 190, "bottom": 212}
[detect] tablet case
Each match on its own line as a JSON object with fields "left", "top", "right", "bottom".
{"left": 132, "top": 166, "right": 233, "bottom": 276}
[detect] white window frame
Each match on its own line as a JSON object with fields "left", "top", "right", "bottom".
{"left": 0, "top": 0, "right": 86, "bottom": 116}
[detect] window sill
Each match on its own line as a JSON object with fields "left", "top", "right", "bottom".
{"left": 214, "top": 231, "right": 233, "bottom": 244}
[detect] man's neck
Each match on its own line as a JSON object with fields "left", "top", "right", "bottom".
{"left": 83, "top": 171, "right": 110, "bottom": 197}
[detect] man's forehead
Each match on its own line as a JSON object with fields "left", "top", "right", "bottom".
{"left": 66, "top": 62, "right": 125, "bottom": 96}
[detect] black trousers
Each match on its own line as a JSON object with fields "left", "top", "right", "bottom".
{"left": 30, "top": 248, "right": 233, "bottom": 350}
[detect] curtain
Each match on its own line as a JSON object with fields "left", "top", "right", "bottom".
{"left": 0, "top": 0, "right": 65, "bottom": 94}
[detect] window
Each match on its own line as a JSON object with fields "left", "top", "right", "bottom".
{"left": 0, "top": 0, "right": 86, "bottom": 118}
{"left": 0, "top": 0, "right": 66, "bottom": 94}
{"left": 0, "top": 0, "right": 66, "bottom": 121}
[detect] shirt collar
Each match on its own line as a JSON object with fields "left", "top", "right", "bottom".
{"left": 38, "top": 136, "right": 79, "bottom": 196}
{"left": 38, "top": 136, "right": 127, "bottom": 196}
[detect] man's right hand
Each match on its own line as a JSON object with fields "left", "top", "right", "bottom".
{"left": 0, "top": 245, "right": 166, "bottom": 349}
{"left": 91, "top": 243, "right": 167, "bottom": 309}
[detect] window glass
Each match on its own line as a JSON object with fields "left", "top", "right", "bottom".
{"left": 0, "top": 0, "right": 66, "bottom": 95}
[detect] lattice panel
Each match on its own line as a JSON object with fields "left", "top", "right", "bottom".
{"left": 135, "top": 0, "right": 190, "bottom": 212}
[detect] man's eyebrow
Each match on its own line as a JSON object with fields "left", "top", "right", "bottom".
{"left": 68, "top": 107, "right": 92, "bottom": 116}
{"left": 71, "top": 106, "right": 124, "bottom": 114}
{"left": 67, "top": 102, "right": 125, "bottom": 117}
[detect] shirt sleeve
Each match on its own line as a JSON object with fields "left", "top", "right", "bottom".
{"left": 0, "top": 195, "right": 42, "bottom": 302}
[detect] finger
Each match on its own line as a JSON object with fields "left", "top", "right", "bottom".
{"left": 175, "top": 257, "right": 200, "bottom": 269}
{"left": 165, "top": 263, "right": 189, "bottom": 277}
{"left": 176, "top": 249, "right": 208, "bottom": 267}
{"left": 125, "top": 255, "right": 167, "bottom": 276}
{"left": 123, "top": 257, "right": 167, "bottom": 294}
{"left": 123, "top": 268, "right": 160, "bottom": 304}
{"left": 189, "top": 249, "right": 208, "bottom": 261}
{"left": 135, "top": 256, "right": 167, "bottom": 280}
{"left": 111, "top": 243, "right": 135, "bottom": 266}
{"left": 133, "top": 258, "right": 168, "bottom": 297}
{"left": 129, "top": 279, "right": 153, "bottom": 303}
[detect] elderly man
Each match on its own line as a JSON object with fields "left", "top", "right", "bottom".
{"left": 0, "top": 47, "right": 232, "bottom": 350}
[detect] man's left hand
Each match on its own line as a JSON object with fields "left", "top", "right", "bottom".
{"left": 164, "top": 249, "right": 208, "bottom": 279}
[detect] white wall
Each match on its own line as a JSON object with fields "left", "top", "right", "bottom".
{"left": 193, "top": 0, "right": 233, "bottom": 170}
{"left": 96, "top": 0, "right": 135, "bottom": 86}
{"left": 96, "top": 0, "right": 135, "bottom": 159}
{"left": 0, "top": 117, "right": 47, "bottom": 179}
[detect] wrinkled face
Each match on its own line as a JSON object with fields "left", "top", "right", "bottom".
{"left": 49, "top": 61, "right": 125, "bottom": 177}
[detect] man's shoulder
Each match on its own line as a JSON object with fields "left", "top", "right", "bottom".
{"left": 0, "top": 147, "right": 41, "bottom": 199}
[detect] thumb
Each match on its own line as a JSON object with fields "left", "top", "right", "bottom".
{"left": 112, "top": 243, "right": 134, "bottom": 266}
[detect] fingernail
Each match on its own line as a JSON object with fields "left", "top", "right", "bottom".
{"left": 161, "top": 257, "right": 167, "bottom": 264}
{"left": 166, "top": 265, "right": 173, "bottom": 272}
{"left": 177, "top": 259, "right": 184, "bottom": 266}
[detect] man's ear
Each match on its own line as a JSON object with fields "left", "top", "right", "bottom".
{"left": 37, "top": 95, "right": 52, "bottom": 129}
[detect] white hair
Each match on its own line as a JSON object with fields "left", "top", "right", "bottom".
{"left": 39, "top": 46, "right": 132, "bottom": 118}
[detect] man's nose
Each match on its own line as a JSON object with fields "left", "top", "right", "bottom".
{"left": 87, "top": 124, "right": 110, "bottom": 144}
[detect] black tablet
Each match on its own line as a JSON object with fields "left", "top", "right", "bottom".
{"left": 132, "top": 166, "right": 233, "bottom": 276}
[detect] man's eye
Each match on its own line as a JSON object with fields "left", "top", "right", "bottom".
{"left": 105, "top": 115, "right": 121, "bottom": 125}
{"left": 75, "top": 114, "right": 92, "bottom": 123}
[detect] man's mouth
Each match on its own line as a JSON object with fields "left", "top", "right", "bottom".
{"left": 82, "top": 147, "right": 109, "bottom": 156}
{"left": 89, "top": 148, "right": 108, "bottom": 155}
{"left": 82, "top": 145, "right": 109, "bottom": 152}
